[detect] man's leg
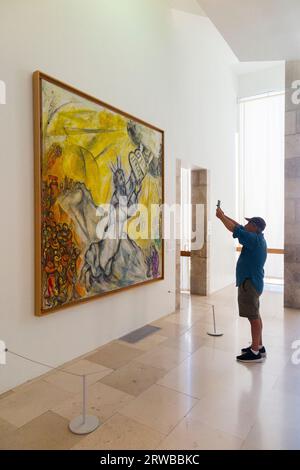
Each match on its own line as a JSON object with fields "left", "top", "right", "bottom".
{"left": 249, "top": 318, "right": 262, "bottom": 352}
{"left": 259, "top": 315, "right": 263, "bottom": 347}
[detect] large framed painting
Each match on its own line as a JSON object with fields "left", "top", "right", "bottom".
{"left": 33, "top": 71, "right": 164, "bottom": 316}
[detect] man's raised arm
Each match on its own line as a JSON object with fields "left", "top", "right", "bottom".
{"left": 216, "top": 208, "right": 239, "bottom": 233}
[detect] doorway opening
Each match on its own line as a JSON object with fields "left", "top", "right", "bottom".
{"left": 179, "top": 166, "right": 209, "bottom": 297}
{"left": 180, "top": 167, "right": 191, "bottom": 293}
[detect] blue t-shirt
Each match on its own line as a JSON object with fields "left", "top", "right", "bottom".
{"left": 233, "top": 225, "right": 267, "bottom": 295}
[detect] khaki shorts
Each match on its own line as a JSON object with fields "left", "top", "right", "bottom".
{"left": 238, "top": 279, "right": 260, "bottom": 320}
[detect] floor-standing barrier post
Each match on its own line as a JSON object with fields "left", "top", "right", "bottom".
{"left": 207, "top": 304, "right": 224, "bottom": 337}
{"left": 5, "top": 349, "right": 101, "bottom": 435}
{"left": 69, "top": 375, "right": 100, "bottom": 435}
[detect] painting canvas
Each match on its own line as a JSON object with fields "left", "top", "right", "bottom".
{"left": 34, "top": 72, "right": 164, "bottom": 316}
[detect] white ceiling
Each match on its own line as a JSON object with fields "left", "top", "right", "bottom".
{"left": 169, "top": 0, "right": 206, "bottom": 16}
{"left": 197, "top": 0, "right": 300, "bottom": 61}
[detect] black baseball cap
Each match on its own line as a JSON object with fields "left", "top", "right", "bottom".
{"left": 245, "top": 217, "right": 266, "bottom": 232}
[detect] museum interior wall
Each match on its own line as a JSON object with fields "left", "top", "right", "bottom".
{"left": 0, "top": 0, "right": 237, "bottom": 393}
{"left": 170, "top": 9, "right": 238, "bottom": 292}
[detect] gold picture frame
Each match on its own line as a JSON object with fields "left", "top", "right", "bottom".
{"left": 33, "top": 71, "right": 164, "bottom": 316}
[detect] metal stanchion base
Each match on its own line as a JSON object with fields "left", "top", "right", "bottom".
{"left": 69, "top": 415, "right": 100, "bottom": 435}
{"left": 207, "top": 304, "right": 223, "bottom": 337}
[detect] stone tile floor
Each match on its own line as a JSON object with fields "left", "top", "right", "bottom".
{"left": 1, "top": 285, "right": 300, "bottom": 450}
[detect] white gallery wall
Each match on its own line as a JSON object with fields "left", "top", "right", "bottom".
{"left": 0, "top": 0, "right": 238, "bottom": 393}
{"left": 170, "top": 9, "right": 238, "bottom": 292}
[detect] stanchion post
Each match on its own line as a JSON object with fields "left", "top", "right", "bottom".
{"left": 82, "top": 375, "right": 86, "bottom": 424}
{"left": 207, "top": 304, "right": 224, "bottom": 337}
{"left": 5, "top": 348, "right": 101, "bottom": 435}
{"left": 69, "top": 375, "right": 100, "bottom": 435}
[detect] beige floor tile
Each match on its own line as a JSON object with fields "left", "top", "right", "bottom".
{"left": 71, "top": 413, "right": 164, "bottom": 450}
{"left": 283, "top": 309, "right": 300, "bottom": 330}
{"left": 100, "top": 362, "right": 166, "bottom": 397}
{"left": 159, "top": 342, "right": 278, "bottom": 401}
{"left": 163, "top": 310, "right": 207, "bottom": 327}
{"left": 222, "top": 317, "right": 286, "bottom": 348}
{"left": 134, "top": 346, "right": 190, "bottom": 371}
{"left": 262, "top": 333, "right": 294, "bottom": 354}
{"left": 157, "top": 362, "right": 220, "bottom": 400}
{"left": 187, "top": 320, "right": 216, "bottom": 338}
{"left": 0, "top": 390, "right": 15, "bottom": 400}
{"left": 202, "top": 309, "right": 237, "bottom": 330}
{"left": 0, "top": 381, "right": 75, "bottom": 427}
{"left": 43, "top": 359, "right": 113, "bottom": 393}
{"left": 63, "top": 359, "right": 113, "bottom": 376}
{"left": 116, "top": 334, "right": 168, "bottom": 351}
{"left": 242, "top": 390, "right": 300, "bottom": 449}
{"left": 203, "top": 332, "right": 250, "bottom": 354}
{"left": 187, "top": 377, "right": 275, "bottom": 440}
{"left": 0, "top": 411, "right": 83, "bottom": 450}
{"left": 151, "top": 317, "right": 179, "bottom": 328}
{"left": 180, "top": 346, "right": 237, "bottom": 377}
{"left": 255, "top": 350, "right": 290, "bottom": 376}
{"left": 157, "top": 414, "right": 243, "bottom": 450}
{"left": 85, "top": 343, "right": 144, "bottom": 369}
{"left": 273, "top": 363, "right": 300, "bottom": 396}
{"left": 11, "top": 375, "right": 51, "bottom": 393}
{"left": 242, "top": 423, "right": 300, "bottom": 450}
{"left": 161, "top": 331, "right": 206, "bottom": 354}
{"left": 187, "top": 297, "right": 212, "bottom": 309}
{"left": 0, "top": 417, "right": 17, "bottom": 437}
{"left": 219, "top": 359, "right": 278, "bottom": 391}
{"left": 150, "top": 320, "right": 189, "bottom": 338}
{"left": 119, "top": 384, "right": 198, "bottom": 435}
{"left": 262, "top": 337, "right": 290, "bottom": 356}
{"left": 258, "top": 389, "right": 300, "bottom": 420}
{"left": 222, "top": 318, "right": 251, "bottom": 337}
{"left": 52, "top": 381, "right": 134, "bottom": 422}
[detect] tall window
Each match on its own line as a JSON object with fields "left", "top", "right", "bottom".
{"left": 238, "top": 92, "right": 285, "bottom": 281}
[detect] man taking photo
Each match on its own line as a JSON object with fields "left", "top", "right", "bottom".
{"left": 216, "top": 207, "right": 267, "bottom": 363}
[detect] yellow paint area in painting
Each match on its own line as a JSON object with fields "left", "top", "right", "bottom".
{"left": 45, "top": 107, "right": 131, "bottom": 205}
{"left": 42, "top": 97, "right": 162, "bottom": 249}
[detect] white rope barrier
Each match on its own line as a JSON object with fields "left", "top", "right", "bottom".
{"left": 5, "top": 348, "right": 100, "bottom": 435}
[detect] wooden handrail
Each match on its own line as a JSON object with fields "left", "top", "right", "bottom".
{"left": 181, "top": 251, "right": 191, "bottom": 257}
{"left": 236, "top": 247, "right": 284, "bottom": 254}
{"left": 182, "top": 248, "right": 284, "bottom": 256}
